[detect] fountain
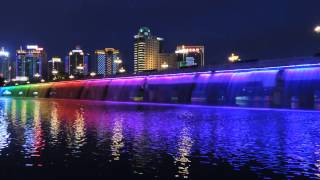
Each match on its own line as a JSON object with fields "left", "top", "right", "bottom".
{"left": 2, "top": 61, "right": 320, "bottom": 109}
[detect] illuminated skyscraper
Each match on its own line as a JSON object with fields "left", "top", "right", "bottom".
{"left": 48, "top": 57, "right": 63, "bottom": 80}
{"left": 134, "top": 27, "right": 164, "bottom": 73}
{"left": 0, "top": 47, "right": 10, "bottom": 81}
{"left": 65, "top": 46, "right": 89, "bottom": 78}
{"left": 175, "top": 45, "right": 205, "bottom": 68}
{"left": 15, "top": 45, "right": 47, "bottom": 82}
{"left": 94, "top": 48, "right": 123, "bottom": 77}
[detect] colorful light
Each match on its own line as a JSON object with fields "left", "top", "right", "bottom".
{"left": 215, "top": 63, "right": 320, "bottom": 73}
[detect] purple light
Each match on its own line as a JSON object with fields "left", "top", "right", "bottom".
{"left": 284, "top": 67, "right": 320, "bottom": 81}
{"left": 101, "top": 100, "right": 320, "bottom": 113}
{"left": 215, "top": 63, "right": 320, "bottom": 73}
{"left": 147, "top": 74, "right": 195, "bottom": 84}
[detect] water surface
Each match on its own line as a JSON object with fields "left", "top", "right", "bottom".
{"left": 0, "top": 98, "right": 319, "bottom": 179}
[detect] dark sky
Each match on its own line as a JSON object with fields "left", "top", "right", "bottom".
{"left": 1, "top": 0, "right": 320, "bottom": 71}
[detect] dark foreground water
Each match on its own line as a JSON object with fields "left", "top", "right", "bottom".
{"left": 0, "top": 98, "right": 320, "bottom": 179}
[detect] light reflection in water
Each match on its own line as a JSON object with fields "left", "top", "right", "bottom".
{"left": 174, "top": 126, "right": 193, "bottom": 179}
{"left": 21, "top": 100, "right": 27, "bottom": 125}
{"left": 0, "top": 99, "right": 10, "bottom": 153}
{"left": 50, "top": 102, "right": 60, "bottom": 143}
{"left": 11, "top": 99, "right": 16, "bottom": 125}
{"left": 66, "top": 106, "right": 86, "bottom": 155}
{"left": 111, "top": 116, "right": 124, "bottom": 161}
{"left": 74, "top": 107, "right": 86, "bottom": 146}
{"left": 0, "top": 98, "right": 319, "bottom": 178}
{"left": 23, "top": 101, "right": 44, "bottom": 165}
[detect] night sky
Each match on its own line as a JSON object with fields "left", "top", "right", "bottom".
{"left": 1, "top": 0, "right": 320, "bottom": 71}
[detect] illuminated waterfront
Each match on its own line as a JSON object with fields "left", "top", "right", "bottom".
{"left": 0, "top": 98, "right": 319, "bottom": 178}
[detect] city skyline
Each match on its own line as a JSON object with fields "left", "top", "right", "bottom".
{"left": 1, "top": 1, "right": 320, "bottom": 179}
{"left": 0, "top": 26, "right": 208, "bottom": 84}
{"left": 0, "top": 0, "right": 320, "bottom": 70}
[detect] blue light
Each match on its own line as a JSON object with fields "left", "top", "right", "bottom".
{"left": 215, "top": 63, "right": 320, "bottom": 73}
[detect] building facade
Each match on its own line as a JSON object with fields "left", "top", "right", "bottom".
{"left": 158, "top": 53, "right": 177, "bottom": 71}
{"left": 15, "top": 45, "right": 47, "bottom": 82}
{"left": 134, "top": 27, "right": 164, "bottom": 73}
{"left": 65, "top": 46, "right": 89, "bottom": 78}
{"left": 48, "top": 57, "right": 63, "bottom": 80}
{"left": 175, "top": 45, "right": 205, "bottom": 68}
{"left": 0, "top": 47, "right": 11, "bottom": 81}
{"left": 94, "top": 48, "right": 122, "bottom": 77}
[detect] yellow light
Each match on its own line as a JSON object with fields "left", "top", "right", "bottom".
{"left": 161, "top": 62, "right": 169, "bottom": 69}
{"left": 114, "top": 58, "right": 122, "bottom": 64}
{"left": 228, "top": 53, "right": 240, "bottom": 63}
{"left": 52, "top": 57, "right": 61, "bottom": 62}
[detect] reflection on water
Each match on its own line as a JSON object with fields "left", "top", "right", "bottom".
{"left": 0, "top": 99, "right": 9, "bottom": 154}
{"left": 50, "top": 102, "right": 59, "bottom": 143}
{"left": 0, "top": 98, "right": 319, "bottom": 178}
{"left": 175, "top": 126, "right": 193, "bottom": 179}
{"left": 111, "top": 116, "right": 124, "bottom": 161}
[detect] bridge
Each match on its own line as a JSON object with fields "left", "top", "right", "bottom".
{"left": 1, "top": 56, "right": 320, "bottom": 110}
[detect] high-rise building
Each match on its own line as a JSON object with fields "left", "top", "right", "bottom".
{"left": 15, "top": 45, "right": 47, "bottom": 82}
{"left": 65, "top": 46, "right": 89, "bottom": 78}
{"left": 158, "top": 53, "right": 177, "bottom": 71}
{"left": 94, "top": 48, "right": 123, "bottom": 77}
{"left": 48, "top": 57, "right": 63, "bottom": 80}
{"left": 0, "top": 47, "right": 11, "bottom": 81}
{"left": 175, "top": 45, "right": 205, "bottom": 68}
{"left": 134, "top": 27, "right": 164, "bottom": 73}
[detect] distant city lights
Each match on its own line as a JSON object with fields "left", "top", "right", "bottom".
{"left": 119, "top": 67, "right": 126, "bottom": 73}
{"left": 315, "top": 26, "right": 320, "bottom": 33}
{"left": 161, "top": 62, "right": 169, "bottom": 69}
{"left": 52, "top": 57, "right": 62, "bottom": 62}
{"left": 0, "top": 48, "right": 9, "bottom": 57}
{"left": 27, "top": 45, "right": 39, "bottom": 50}
{"left": 228, "top": 53, "right": 241, "bottom": 63}
{"left": 175, "top": 47, "right": 201, "bottom": 54}
{"left": 52, "top": 70, "right": 58, "bottom": 75}
{"left": 90, "top": 72, "right": 96, "bottom": 77}
{"left": 34, "top": 73, "right": 41, "bottom": 78}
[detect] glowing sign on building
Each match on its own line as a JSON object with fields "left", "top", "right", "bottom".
{"left": 175, "top": 45, "right": 204, "bottom": 68}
